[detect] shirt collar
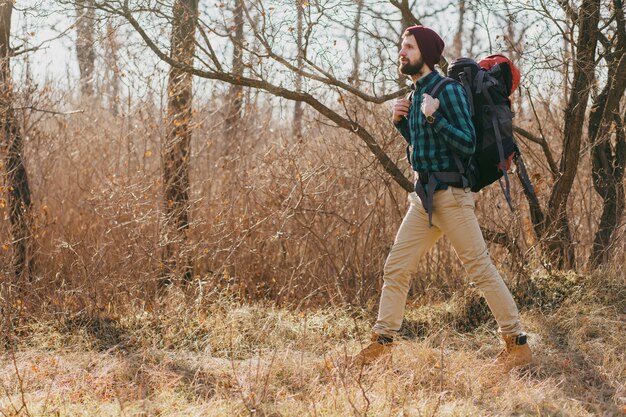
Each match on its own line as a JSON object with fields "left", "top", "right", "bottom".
{"left": 412, "top": 71, "right": 440, "bottom": 91}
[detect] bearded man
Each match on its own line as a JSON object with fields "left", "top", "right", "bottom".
{"left": 354, "top": 26, "right": 532, "bottom": 372}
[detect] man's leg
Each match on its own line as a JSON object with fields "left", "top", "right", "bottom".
{"left": 433, "top": 187, "right": 531, "bottom": 370}
{"left": 433, "top": 187, "right": 522, "bottom": 335}
{"left": 354, "top": 192, "right": 441, "bottom": 365}
{"left": 372, "top": 192, "right": 442, "bottom": 337}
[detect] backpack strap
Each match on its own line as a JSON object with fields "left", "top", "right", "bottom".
{"left": 475, "top": 70, "right": 486, "bottom": 94}
{"left": 459, "top": 68, "right": 475, "bottom": 116}
{"left": 405, "top": 89, "right": 415, "bottom": 167}
{"left": 429, "top": 77, "right": 454, "bottom": 98}
{"left": 415, "top": 171, "right": 468, "bottom": 227}
{"left": 481, "top": 84, "right": 514, "bottom": 211}
{"left": 406, "top": 77, "right": 473, "bottom": 226}
{"left": 405, "top": 79, "right": 452, "bottom": 169}
{"left": 430, "top": 77, "right": 472, "bottom": 181}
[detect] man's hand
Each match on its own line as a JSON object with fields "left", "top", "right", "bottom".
{"left": 421, "top": 94, "right": 440, "bottom": 117}
{"left": 392, "top": 98, "right": 411, "bottom": 124}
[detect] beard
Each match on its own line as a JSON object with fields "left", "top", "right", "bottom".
{"left": 399, "top": 57, "right": 425, "bottom": 75}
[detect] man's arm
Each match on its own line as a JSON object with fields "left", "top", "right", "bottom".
{"left": 394, "top": 118, "right": 411, "bottom": 143}
{"left": 429, "top": 84, "right": 476, "bottom": 156}
{"left": 392, "top": 98, "right": 412, "bottom": 143}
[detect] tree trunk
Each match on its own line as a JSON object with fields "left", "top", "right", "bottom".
{"left": 105, "top": 20, "right": 121, "bottom": 116}
{"left": 590, "top": 111, "right": 625, "bottom": 267}
{"left": 588, "top": 0, "right": 626, "bottom": 267}
{"left": 224, "top": 0, "right": 244, "bottom": 135}
{"left": 349, "top": 0, "right": 363, "bottom": 87}
{"left": 75, "top": 0, "right": 96, "bottom": 98}
{"left": 544, "top": 0, "right": 600, "bottom": 270}
{"left": 396, "top": 0, "right": 413, "bottom": 88}
{"left": 293, "top": 0, "right": 304, "bottom": 138}
{"left": 453, "top": 0, "right": 465, "bottom": 57}
{"left": 0, "top": 1, "right": 34, "bottom": 282}
{"left": 161, "top": 0, "right": 198, "bottom": 286}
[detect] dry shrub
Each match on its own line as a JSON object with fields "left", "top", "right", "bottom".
{"left": 2, "top": 93, "right": 483, "bottom": 318}
{"left": 0, "top": 84, "right": 621, "bottom": 324}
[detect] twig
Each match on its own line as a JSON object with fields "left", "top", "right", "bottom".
{"left": 439, "top": 335, "right": 446, "bottom": 392}
{"left": 228, "top": 327, "right": 254, "bottom": 414}
{"left": 259, "top": 349, "right": 278, "bottom": 407}
{"left": 430, "top": 393, "right": 443, "bottom": 417}
{"left": 525, "top": 88, "right": 559, "bottom": 177}
{"left": 14, "top": 106, "right": 84, "bottom": 116}
{"left": 11, "top": 349, "right": 31, "bottom": 417}
{"left": 299, "top": 313, "right": 308, "bottom": 389}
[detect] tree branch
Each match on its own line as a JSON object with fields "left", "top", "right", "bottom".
{"left": 104, "top": 1, "right": 413, "bottom": 193}
{"left": 513, "top": 126, "right": 559, "bottom": 177}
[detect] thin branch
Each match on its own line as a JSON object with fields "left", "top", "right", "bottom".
{"left": 524, "top": 88, "right": 559, "bottom": 178}
{"left": 513, "top": 125, "right": 559, "bottom": 177}
{"left": 14, "top": 106, "right": 84, "bottom": 115}
{"left": 11, "top": 21, "right": 76, "bottom": 57}
{"left": 239, "top": 1, "right": 404, "bottom": 104}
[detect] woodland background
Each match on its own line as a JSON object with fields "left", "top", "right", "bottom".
{"left": 0, "top": 0, "right": 624, "bottom": 416}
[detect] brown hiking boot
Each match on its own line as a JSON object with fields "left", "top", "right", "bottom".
{"left": 495, "top": 333, "right": 532, "bottom": 372}
{"left": 353, "top": 333, "right": 394, "bottom": 366}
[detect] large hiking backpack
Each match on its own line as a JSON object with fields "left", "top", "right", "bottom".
{"left": 446, "top": 54, "right": 529, "bottom": 208}
{"left": 404, "top": 55, "right": 535, "bottom": 224}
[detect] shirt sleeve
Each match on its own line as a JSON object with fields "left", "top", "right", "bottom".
{"left": 394, "top": 117, "right": 411, "bottom": 144}
{"left": 430, "top": 83, "right": 476, "bottom": 157}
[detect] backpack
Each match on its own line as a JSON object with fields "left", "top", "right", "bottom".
{"left": 404, "top": 55, "right": 536, "bottom": 224}
{"left": 446, "top": 54, "right": 530, "bottom": 208}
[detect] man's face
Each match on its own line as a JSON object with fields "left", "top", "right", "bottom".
{"left": 399, "top": 34, "right": 425, "bottom": 76}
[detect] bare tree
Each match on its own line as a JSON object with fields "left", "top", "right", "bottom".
{"left": 588, "top": 0, "right": 626, "bottom": 267}
{"left": 293, "top": 0, "right": 304, "bottom": 138}
{"left": 349, "top": 0, "right": 364, "bottom": 87}
{"left": 224, "top": 0, "right": 244, "bottom": 134}
{"left": 161, "top": 0, "right": 199, "bottom": 285}
{"left": 508, "top": 0, "right": 604, "bottom": 269}
{"left": 0, "top": 1, "right": 34, "bottom": 281}
{"left": 542, "top": 0, "right": 601, "bottom": 269}
{"left": 453, "top": 0, "right": 465, "bottom": 57}
{"left": 75, "top": 0, "right": 96, "bottom": 98}
{"left": 104, "top": 20, "right": 121, "bottom": 116}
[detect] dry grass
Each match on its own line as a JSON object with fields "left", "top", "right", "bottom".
{"left": 1, "top": 270, "right": 623, "bottom": 417}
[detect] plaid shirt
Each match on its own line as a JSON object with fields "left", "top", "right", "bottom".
{"left": 395, "top": 71, "right": 476, "bottom": 172}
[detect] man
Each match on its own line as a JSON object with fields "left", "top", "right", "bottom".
{"left": 354, "top": 26, "right": 532, "bottom": 372}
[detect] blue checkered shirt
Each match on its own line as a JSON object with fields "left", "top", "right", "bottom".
{"left": 394, "top": 71, "right": 476, "bottom": 172}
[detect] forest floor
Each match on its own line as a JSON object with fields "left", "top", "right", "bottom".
{"left": 0, "top": 271, "right": 624, "bottom": 417}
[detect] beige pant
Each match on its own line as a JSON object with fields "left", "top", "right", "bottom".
{"left": 373, "top": 188, "right": 523, "bottom": 337}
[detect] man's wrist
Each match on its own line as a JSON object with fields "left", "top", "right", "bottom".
{"left": 393, "top": 116, "right": 407, "bottom": 125}
{"left": 425, "top": 110, "right": 440, "bottom": 124}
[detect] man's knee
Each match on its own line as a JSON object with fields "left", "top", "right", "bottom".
{"left": 382, "top": 262, "right": 413, "bottom": 289}
{"left": 462, "top": 248, "right": 498, "bottom": 280}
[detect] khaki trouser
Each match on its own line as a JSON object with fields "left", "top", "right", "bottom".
{"left": 372, "top": 188, "right": 523, "bottom": 337}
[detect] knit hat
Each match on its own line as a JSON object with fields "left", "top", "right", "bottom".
{"left": 405, "top": 26, "right": 445, "bottom": 71}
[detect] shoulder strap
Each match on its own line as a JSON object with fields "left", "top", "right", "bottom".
{"left": 429, "top": 77, "right": 454, "bottom": 98}
{"left": 431, "top": 77, "right": 471, "bottom": 177}
{"left": 459, "top": 68, "right": 475, "bottom": 116}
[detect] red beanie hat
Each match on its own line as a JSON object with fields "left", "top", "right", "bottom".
{"left": 405, "top": 26, "right": 445, "bottom": 71}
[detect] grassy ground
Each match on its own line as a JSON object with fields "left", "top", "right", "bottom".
{"left": 0, "top": 271, "right": 624, "bottom": 416}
